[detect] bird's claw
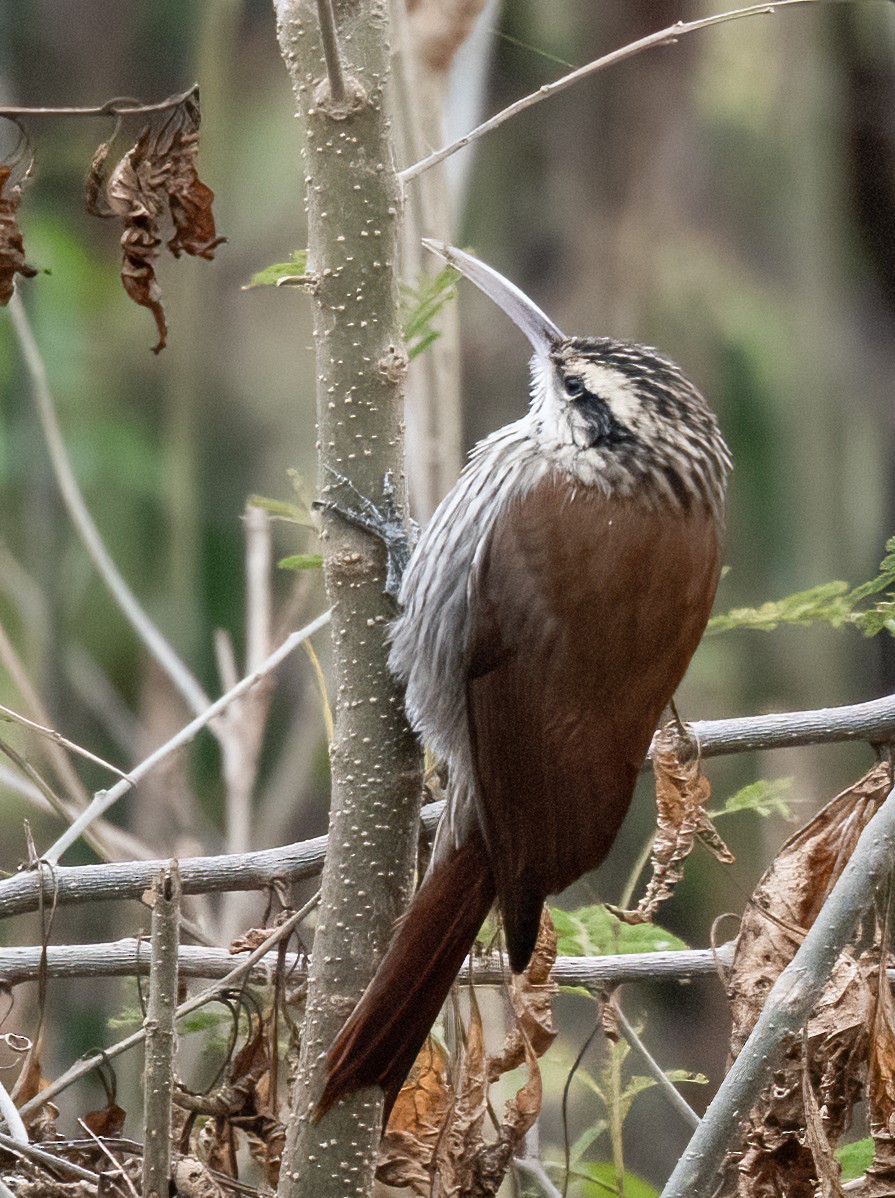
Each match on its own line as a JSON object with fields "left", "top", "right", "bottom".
{"left": 315, "top": 468, "right": 415, "bottom": 599}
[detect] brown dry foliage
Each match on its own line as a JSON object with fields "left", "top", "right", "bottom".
{"left": 613, "top": 722, "right": 733, "bottom": 924}
{"left": 0, "top": 162, "right": 37, "bottom": 305}
{"left": 721, "top": 761, "right": 895, "bottom": 1197}
{"left": 87, "top": 93, "right": 224, "bottom": 352}
{"left": 376, "top": 910, "right": 557, "bottom": 1196}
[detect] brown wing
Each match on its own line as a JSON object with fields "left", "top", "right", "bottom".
{"left": 466, "top": 476, "right": 721, "bottom": 970}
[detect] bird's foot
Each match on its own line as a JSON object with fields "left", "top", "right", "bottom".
{"left": 315, "top": 467, "right": 416, "bottom": 598}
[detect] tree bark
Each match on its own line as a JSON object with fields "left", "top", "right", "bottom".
{"left": 273, "top": 2, "right": 422, "bottom": 1195}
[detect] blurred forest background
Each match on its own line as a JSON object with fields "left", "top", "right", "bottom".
{"left": 1, "top": 0, "right": 895, "bottom": 1190}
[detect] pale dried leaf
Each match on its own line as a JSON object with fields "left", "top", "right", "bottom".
{"left": 613, "top": 723, "right": 732, "bottom": 924}
{"left": 728, "top": 761, "right": 892, "bottom": 1056}
{"left": 488, "top": 908, "right": 557, "bottom": 1078}
{"left": 377, "top": 1039, "right": 452, "bottom": 1194}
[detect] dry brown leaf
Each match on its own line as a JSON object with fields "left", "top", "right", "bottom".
{"left": 0, "top": 162, "right": 37, "bottom": 306}
{"left": 488, "top": 908, "right": 557, "bottom": 1078}
{"left": 613, "top": 722, "right": 733, "bottom": 924}
{"left": 722, "top": 762, "right": 893, "bottom": 1197}
{"left": 377, "top": 1038, "right": 453, "bottom": 1195}
{"left": 436, "top": 990, "right": 490, "bottom": 1197}
{"left": 728, "top": 761, "right": 893, "bottom": 1056}
{"left": 858, "top": 934, "right": 895, "bottom": 1195}
{"left": 86, "top": 92, "right": 223, "bottom": 353}
{"left": 81, "top": 1101, "right": 126, "bottom": 1140}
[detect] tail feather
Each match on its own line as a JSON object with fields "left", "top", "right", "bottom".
{"left": 317, "top": 835, "right": 495, "bottom": 1122}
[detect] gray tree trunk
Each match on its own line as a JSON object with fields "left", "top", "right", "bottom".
{"left": 274, "top": 3, "right": 422, "bottom": 1194}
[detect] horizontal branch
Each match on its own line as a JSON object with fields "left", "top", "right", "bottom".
{"left": 0, "top": 937, "right": 733, "bottom": 988}
{"left": 0, "top": 84, "right": 199, "bottom": 120}
{"left": 0, "top": 798, "right": 442, "bottom": 920}
{"left": 1, "top": 688, "right": 893, "bottom": 919}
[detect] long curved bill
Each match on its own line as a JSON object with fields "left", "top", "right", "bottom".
{"left": 422, "top": 240, "right": 565, "bottom": 353}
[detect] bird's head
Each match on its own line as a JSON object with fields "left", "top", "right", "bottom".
{"left": 423, "top": 241, "right": 731, "bottom": 516}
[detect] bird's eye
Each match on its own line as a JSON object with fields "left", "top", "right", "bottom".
{"left": 564, "top": 375, "right": 586, "bottom": 399}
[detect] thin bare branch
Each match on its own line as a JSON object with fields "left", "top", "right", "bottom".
{"left": 0, "top": 84, "right": 199, "bottom": 119}
{"left": 660, "top": 784, "right": 895, "bottom": 1198}
{"left": 316, "top": 0, "right": 347, "bottom": 103}
{"left": 0, "top": 1131, "right": 99, "bottom": 1183}
{"left": 0, "top": 1077, "right": 28, "bottom": 1143}
{"left": 611, "top": 998, "right": 700, "bottom": 1130}
{"left": 38, "top": 608, "right": 331, "bottom": 865}
{"left": 399, "top": 0, "right": 872, "bottom": 184}
{"left": 17, "top": 892, "right": 320, "bottom": 1118}
{"left": 8, "top": 292, "right": 211, "bottom": 719}
{"left": 0, "top": 702, "right": 128, "bottom": 779}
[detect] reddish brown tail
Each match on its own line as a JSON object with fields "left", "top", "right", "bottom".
{"left": 316, "top": 834, "right": 495, "bottom": 1122}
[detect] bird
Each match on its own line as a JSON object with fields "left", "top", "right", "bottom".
{"left": 317, "top": 241, "right": 732, "bottom": 1121}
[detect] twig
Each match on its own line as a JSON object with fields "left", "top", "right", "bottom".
{"left": 315, "top": 0, "right": 347, "bottom": 103}
{"left": 8, "top": 292, "right": 211, "bottom": 719}
{"left": 0, "top": 1076, "right": 28, "bottom": 1143}
{"left": 37, "top": 608, "right": 332, "bottom": 865}
{"left": 0, "top": 1130, "right": 99, "bottom": 1183}
{"left": 610, "top": 998, "right": 700, "bottom": 1130}
{"left": 400, "top": 0, "right": 869, "bottom": 183}
{"left": 0, "top": 702, "right": 129, "bottom": 779}
{"left": 0, "top": 937, "right": 734, "bottom": 987}
{"left": 142, "top": 864, "right": 180, "bottom": 1198}
{"left": 660, "top": 784, "right": 895, "bottom": 1198}
{"left": 514, "top": 1156, "right": 564, "bottom": 1198}
{"left": 16, "top": 891, "right": 320, "bottom": 1118}
{"left": 0, "top": 84, "right": 198, "bottom": 119}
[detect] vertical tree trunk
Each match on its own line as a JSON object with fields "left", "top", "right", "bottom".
{"left": 273, "top": 3, "right": 422, "bottom": 1194}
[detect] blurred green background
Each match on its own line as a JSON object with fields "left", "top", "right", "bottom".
{"left": 1, "top": 1, "right": 894, "bottom": 1189}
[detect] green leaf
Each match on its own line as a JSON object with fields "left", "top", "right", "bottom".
{"left": 551, "top": 904, "right": 687, "bottom": 958}
{"left": 248, "top": 494, "right": 309, "bottom": 523}
{"left": 707, "top": 581, "right": 852, "bottom": 636}
{"left": 401, "top": 264, "right": 458, "bottom": 360}
{"left": 568, "top": 1123, "right": 609, "bottom": 1167}
{"left": 243, "top": 250, "right": 310, "bottom": 289}
{"left": 835, "top": 1137, "right": 874, "bottom": 1182}
{"left": 279, "top": 553, "right": 323, "bottom": 571}
{"left": 574, "top": 1161, "right": 659, "bottom": 1198}
{"left": 709, "top": 777, "right": 794, "bottom": 821}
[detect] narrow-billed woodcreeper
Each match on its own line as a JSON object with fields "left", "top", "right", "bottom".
{"left": 319, "top": 243, "right": 731, "bottom": 1118}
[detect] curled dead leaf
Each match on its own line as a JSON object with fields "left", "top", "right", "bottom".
{"left": 613, "top": 722, "right": 732, "bottom": 925}
{"left": 86, "top": 91, "right": 223, "bottom": 352}
{"left": 0, "top": 162, "right": 37, "bottom": 306}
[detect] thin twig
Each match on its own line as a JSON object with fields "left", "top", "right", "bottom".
{"left": 16, "top": 891, "right": 320, "bottom": 1118}
{"left": 660, "top": 784, "right": 895, "bottom": 1198}
{"left": 8, "top": 292, "right": 211, "bottom": 719}
{"left": 37, "top": 608, "right": 332, "bottom": 865}
{"left": 142, "top": 863, "right": 180, "bottom": 1198}
{"left": 399, "top": 0, "right": 869, "bottom": 183}
{"left": 0, "top": 702, "right": 129, "bottom": 779}
{"left": 0, "top": 1076, "right": 28, "bottom": 1143}
{"left": 0, "top": 84, "right": 198, "bottom": 119}
{"left": 610, "top": 998, "right": 700, "bottom": 1130}
{"left": 0, "top": 1130, "right": 100, "bottom": 1183}
{"left": 315, "top": 0, "right": 347, "bottom": 102}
